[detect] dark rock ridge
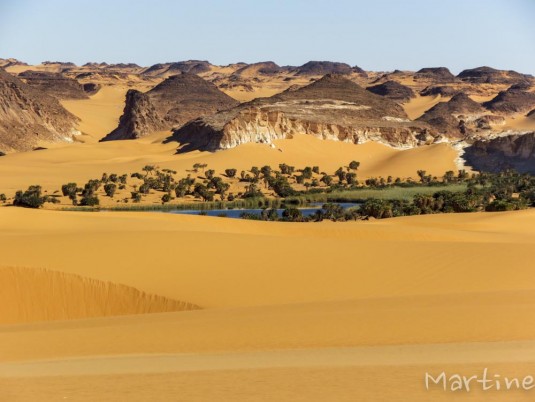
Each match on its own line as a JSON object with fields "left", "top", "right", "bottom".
{"left": 102, "top": 72, "right": 239, "bottom": 141}
{"left": 417, "top": 93, "right": 486, "bottom": 137}
{"left": 142, "top": 61, "right": 212, "bottom": 76}
{"left": 101, "top": 90, "right": 166, "bottom": 141}
{"left": 233, "top": 62, "right": 281, "bottom": 76}
{"left": 18, "top": 71, "right": 89, "bottom": 100}
{"left": 415, "top": 67, "right": 455, "bottom": 82}
{"left": 0, "top": 68, "right": 79, "bottom": 153}
{"left": 483, "top": 87, "right": 535, "bottom": 114}
{"left": 0, "top": 58, "right": 28, "bottom": 68}
{"left": 166, "top": 61, "right": 212, "bottom": 75}
{"left": 172, "top": 74, "right": 433, "bottom": 152}
{"left": 293, "top": 61, "right": 354, "bottom": 76}
{"left": 457, "top": 66, "right": 532, "bottom": 85}
{"left": 366, "top": 80, "right": 415, "bottom": 102}
{"left": 464, "top": 133, "right": 535, "bottom": 174}
{"left": 82, "top": 82, "right": 101, "bottom": 95}
{"left": 528, "top": 109, "right": 535, "bottom": 118}
{"left": 42, "top": 61, "right": 77, "bottom": 67}
{"left": 419, "top": 85, "right": 460, "bottom": 97}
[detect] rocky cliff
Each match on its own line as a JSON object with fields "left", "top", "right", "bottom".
{"left": 101, "top": 72, "right": 239, "bottom": 141}
{"left": 101, "top": 90, "right": 166, "bottom": 141}
{"left": 463, "top": 132, "right": 535, "bottom": 174}
{"left": 0, "top": 68, "right": 80, "bottom": 153}
{"left": 172, "top": 74, "right": 433, "bottom": 152}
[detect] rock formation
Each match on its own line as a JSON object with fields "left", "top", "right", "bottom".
{"left": 415, "top": 67, "right": 455, "bottom": 83}
{"left": 142, "top": 61, "right": 212, "bottom": 77}
{"left": 463, "top": 132, "right": 535, "bottom": 174}
{"left": 101, "top": 90, "right": 166, "bottom": 141}
{"left": 417, "top": 93, "right": 486, "bottom": 137}
{"left": 292, "top": 61, "right": 354, "bottom": 76}
{"left": 18, "top": 71, "right": 89, "bottom": 99}
{"left": 366, "top": 80, "right": 416, "bottom": 102}
{"left": 457, "top": 66, "right": 532, "bottom": 85}
{"left": 483, "top": 87, "right": 535, "bottom": 115}
{"left": 101, "top": 72, "right": 239, "bottom": 141}
{"left": 0, "top": 68, "right": 80, "bottom": 153}
{"left": 232, "top": 62, "right": 281, "bottom": 77}
{"left": 419, "top": 85, "right": 460, "bottom": 97}
{"left": 172, "top": 74, "right": 432, "bottom": 152}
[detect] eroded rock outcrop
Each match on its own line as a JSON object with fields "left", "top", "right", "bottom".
{"left": 464, "top": 132, "right": 535, "bottom": 173}
{"left": 457, "top": 66, "right": 532, "bottom": 85}
{"left": 366, "top": 80, "right": 415, "bottom": 102}
{"left": 483, "top": 87, "right": 535, "bottom": 115}
{"left": 415, "top": 67, "right": 455, "bottom": 83}
{"left": 0, "top": 68, "right": 79, "bottom": 153}
{"left": 18, "top": 71, "right": 89, "bottom": 99}
{"left": 293, "top": 61, "right": 354, "bottom": 76}
{"left": 172, "top": 74, "right": 432, "bottom": 152}
{"left": 102, "top": 72, "right": 239, "bottom": 141}
{"left": 101, "top": 90, "right": 166, "bottom": 141}
{"left": 417, "top": 93, "right": 486, "bottom": 137}
{"left": 419, "top": 85, "right": 460, "bottom": 97}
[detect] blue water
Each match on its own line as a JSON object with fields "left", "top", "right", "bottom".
{"left": 167, "top": 202, "right": 360, "bottom": 219}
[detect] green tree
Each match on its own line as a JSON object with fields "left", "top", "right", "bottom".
{"left": 349, "top": 161, "right": 360, "bottom": 171}
{"left": 104, "top": 183, "right": 117, "bottom": 198}
{"left": 225, "top": 168, "right": 237, "bottom": 178}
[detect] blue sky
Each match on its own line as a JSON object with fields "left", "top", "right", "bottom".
{"left": 0, "top": 0, "right": 533, "bottom": 74}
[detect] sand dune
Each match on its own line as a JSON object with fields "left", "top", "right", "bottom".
{"left": 61, "top": 85, "right": 134, "bottom": 141}
{"left": 0, "top": 135, "right": 459, "bottom": 197}
{"left": 1, "top": 208, "right": 535, "bottom": 400}
{"left": 402, "top": 94, "right": 448, "bottom": 119}
{"left": 2, "top": 208, "right": 533, "bottom": 309}
{"left": 0, "top": 267, "right": 199, "bottom": 325}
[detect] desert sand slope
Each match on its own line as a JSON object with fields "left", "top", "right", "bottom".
{"left": 0, "top": 267, "right": 199, "bottom": 325}
{"left": 61, "top": 84, "right": 149, "bottom": 142}
{"left": 0, "top": 134, "right": 459, "bottom": 195}
{"left": 1, "top": 209, "right": 535, "bottom": 401}
{"left": 402, "top": 94, "right": 450, "bottom": 119}
{"left": 2, "top": 208, "right": 534, "bottom": 308}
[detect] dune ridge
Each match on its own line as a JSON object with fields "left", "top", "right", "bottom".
{"left": 0, "top": 266, "right": 199, "bottom": 325}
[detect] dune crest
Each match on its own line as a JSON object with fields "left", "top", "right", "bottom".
{"left": 0, "top": 267, "right": 200, "bottom": 325}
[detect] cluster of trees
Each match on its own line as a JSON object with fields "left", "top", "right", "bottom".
{"left": 13, "top": 185, "right": 59, "bottom": 208}
{"left": 8, "top": 159, "right": 535, "bottom": 219}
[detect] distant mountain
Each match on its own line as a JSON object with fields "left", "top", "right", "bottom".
{"left": 457, "top": 66, "right": 532, "bottom": 85}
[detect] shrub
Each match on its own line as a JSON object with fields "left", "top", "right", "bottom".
{"left": 13, "top": 185, "right": 47, "bottom": 208}
{"left": 79, "top": 194, "right": 99, "bottom": 206}
{"left": 161, "top": 193, "right": 172, "bottom": 203}
{"left": 225, "top": 168, "right": 237, "bottom": 178}
{"left": 131, "top": 192, "right": 142, "bottom": 203}
{"left": 61, "top": 183, "right": 78, "bottom": 198}
{"left": 282, "top": 207, "right": 304, "bottom": 222}
{"left": 104, "top": 183, "right": 117, "bottom": 198}
{"left": 0, "top": 193, "right": 6, "bottom": 203}
{"left": 349, "top": 161, "right": 360, "bottom": 170}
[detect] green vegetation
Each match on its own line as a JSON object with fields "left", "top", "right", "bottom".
{"left": 7, "top": 158, "right": 533, "bottom": 222}
{"left": 13, "top": 185, "right": 59, "bottom": 208}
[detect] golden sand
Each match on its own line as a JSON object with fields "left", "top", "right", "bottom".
{"left": 0, "top": 208, "right": 534, "bottom": 401}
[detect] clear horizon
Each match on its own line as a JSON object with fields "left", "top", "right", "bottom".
{"left": 0, "top": 0, "right": 534, "bottom": 74}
